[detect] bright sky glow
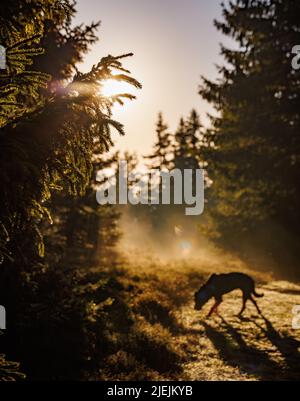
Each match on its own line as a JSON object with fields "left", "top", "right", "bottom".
{"left": 75, "top": 0, "right": 234, "bottom": 155}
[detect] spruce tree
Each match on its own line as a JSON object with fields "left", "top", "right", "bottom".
{"left": 145, "top": 112, "right": 173, "bottom": 170}
{"left": 199, "top": 0, "right": 300, "bottom": 268}
{"left": 173, "top": 110, "right": 203, "bottom": 170}
{"left": 0, "top": 0, "right": 140, "bottom": 379}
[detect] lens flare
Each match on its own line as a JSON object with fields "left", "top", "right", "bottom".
{"left": 179, "top": 240, "right": 192, "bottom": 256}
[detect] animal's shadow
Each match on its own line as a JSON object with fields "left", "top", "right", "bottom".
{"left": 201, "top": 315, "right": 300, "bottom": 380}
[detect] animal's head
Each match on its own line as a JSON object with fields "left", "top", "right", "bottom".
{"left": 194, "top": 274, "right": 216, "bottom": 310}
{"left": 194, "top": 284, "right": 211, "bottom": 310}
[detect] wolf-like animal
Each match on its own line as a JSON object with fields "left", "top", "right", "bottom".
{"left": 194, "top": 272, "right": 263, "bottom": 317}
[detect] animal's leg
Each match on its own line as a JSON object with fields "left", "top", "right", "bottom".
{"left": 207, "top": 300, "right": 221, "bottom": 317}
{"left": 238, "top": 295, "right": 248, "bottom": 316}
{"left": 250, "top": 296, "right": 262, "bottom": 315}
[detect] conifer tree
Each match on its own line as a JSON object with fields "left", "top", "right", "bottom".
{"left": 145, "top": 112, "right": 173, "bottom": 170}
{"left": 199, "top": 0, "right": 300, "bottom": 268}
{"left": 0, "top": 0, "right": 140, "bottom": 379}
{"left": 174, "top": 109, "right": 202, "bottom": 171}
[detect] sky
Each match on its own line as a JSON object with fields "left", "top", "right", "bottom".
{"left": 75, "top": 0, "right": 233, "bottom": 156}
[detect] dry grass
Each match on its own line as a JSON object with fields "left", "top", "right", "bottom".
{"left": 97, "top": 251, "right": 300, "bottom": 381}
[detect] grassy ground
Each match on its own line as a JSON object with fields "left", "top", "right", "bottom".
{"left": 102, "top": 251, "right": 300, "bottom": 381}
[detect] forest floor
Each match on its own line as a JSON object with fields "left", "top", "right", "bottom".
{"left": 103, "top": 249, "right": 300, "bottom": 381}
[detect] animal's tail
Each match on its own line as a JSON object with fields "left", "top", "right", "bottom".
{"left": 252, "top": 289, "right": 264, "bottom": 298}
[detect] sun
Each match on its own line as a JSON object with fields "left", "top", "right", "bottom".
{"left": 101, "top": 79, "right": 133, "bottom": 98}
